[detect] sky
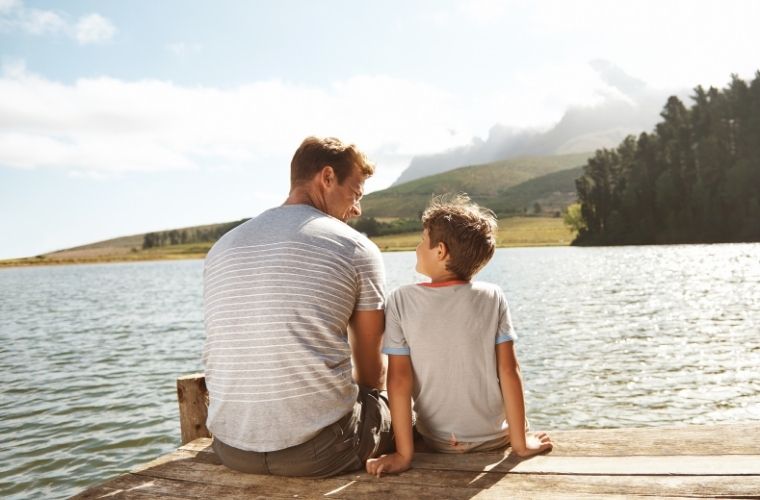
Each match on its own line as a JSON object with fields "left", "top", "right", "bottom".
{"left": 1, "top": 0, "right": 759, "bottom": 259}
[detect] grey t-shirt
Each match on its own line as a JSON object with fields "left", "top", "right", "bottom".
{"left": 382, "top": 281, "right": 517, "bottom": 443}
{"left": 203, "top": 204, "right": 385, "bottom": 452}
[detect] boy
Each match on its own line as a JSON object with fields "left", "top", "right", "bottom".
{"left": 366, "top": 194, "right": 553, "bottom": 476}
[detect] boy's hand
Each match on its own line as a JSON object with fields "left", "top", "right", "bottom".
{"left": 512, "top": 431, "right": 553, "bottom": 458}
{"left": 365, "top": 452, "right": 412, "bottom": 477}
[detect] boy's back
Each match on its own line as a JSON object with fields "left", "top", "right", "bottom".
{"left": 366, "top": 194, "right": 552, "bottom": 477}
{"left": 383, "top": 280, "right": 517, "bottom": 448}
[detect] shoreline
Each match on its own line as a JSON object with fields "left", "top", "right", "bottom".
{"left": 0, "top": 241, "right": 573, "bottom": 269}
{"left": 1, "top": 217, "right": 576, "bottom": 269}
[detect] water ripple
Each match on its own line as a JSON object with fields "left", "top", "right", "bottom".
{"left": 0, "top": 246, "right": 759, "bottom": 498}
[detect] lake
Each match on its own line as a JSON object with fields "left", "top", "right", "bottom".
{"left": 1, "top": 243, "right": 759, "bottom": 499}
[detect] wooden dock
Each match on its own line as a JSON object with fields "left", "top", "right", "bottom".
{"left": 74, "top": 375, "right": 760, "bottom": 499}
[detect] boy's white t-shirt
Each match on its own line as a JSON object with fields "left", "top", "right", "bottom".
{"left": 382, "top": 280, "right": 517, "bottom": 444}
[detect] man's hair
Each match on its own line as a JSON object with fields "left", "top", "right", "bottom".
{"left": 422, "top": 193, "right": 497, "bottom": 280}
{"left": 290, "top": 136, "right": 375, "bottom": 186}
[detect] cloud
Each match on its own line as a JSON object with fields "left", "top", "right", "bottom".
{"left": 0, "top": 60, "right": 642, "bottom": 190}
{"left": 0, "top": 1, "right": 115, "bottom": 44}
{"left": 0, "top": 0, "right": 20, "bottom": 13}
{"left": 165, "top": 42, "right": 203, "bottom": 57}
{"left": 75, "top": 14, "right": 116, "bottom": 44}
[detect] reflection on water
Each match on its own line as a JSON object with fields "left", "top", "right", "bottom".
{"left": 1, "top": 244, "right": 759, "bottom": 498}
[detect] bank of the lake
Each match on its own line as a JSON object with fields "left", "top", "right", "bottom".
{"left": 0, "top": 216, "right": 572, "bottom": 267}
{"left": 2, "top": 244, "right": 759, "bottom": 499}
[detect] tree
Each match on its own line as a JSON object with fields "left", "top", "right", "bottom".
{"left": 563, "top": 203, "right": 586, "bottom": 235}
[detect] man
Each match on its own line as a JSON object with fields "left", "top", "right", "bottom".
{"left": 202, "top": 136, "right": 392, "bottom": 477}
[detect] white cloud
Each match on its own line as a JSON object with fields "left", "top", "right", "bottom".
{"left": 0, "top": 61, "right": 629, "bottom": 186}
{"left": 0, "top": 2, "right": 115, "bottom": 43}
{"left": 22, "top": 8, "right": 66, "bottom": 35}
{"left": 165, "top": 42, "right": 203, "bottom": 57}
{"left": 0, "top": 0, "right": 20, "bottom": 14}
{"left": 75, "top": 14, "right": 116, "bottom": 44}
{"left": 458, "top": 0, "right": 510, "bottom": 23}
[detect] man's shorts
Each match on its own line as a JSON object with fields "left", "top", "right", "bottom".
{"left": 211, "top": 386, "right": 393, "bottom": 478}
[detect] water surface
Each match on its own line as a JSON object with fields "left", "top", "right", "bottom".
{"left": 1, "top": 244, "right": 758, "bottom": 498}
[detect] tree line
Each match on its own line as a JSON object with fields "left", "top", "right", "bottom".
{"left": 573, "top": 72, "right": 760, "bottom": 245}
{"left": 349, "top": 217, "right": 422, "bottom": 237}
{"left": 142, "top": 219, "right": 250, "bottom": 249}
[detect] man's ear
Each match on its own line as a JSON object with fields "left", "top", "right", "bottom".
{"left": 319, "top": 166, "right": 336, "bottom": 188}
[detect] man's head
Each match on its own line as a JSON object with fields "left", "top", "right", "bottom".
{"left": 419, "top": 194, "right": 497, "bottom": 280}
{"left": 290, "top": 136, "right": 374, "bottom": 221}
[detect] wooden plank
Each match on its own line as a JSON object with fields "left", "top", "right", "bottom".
{"left": 132, "top": 448, "right": 760, "bottom": 498}
{"left": 368, "top": 469, "right": 760, "bottom": 498}
{"left": 133, "top": 461, "right": 697, "bottom": 500}
{"left": 179, "top": 436, "right": 760, "bottom": 475}
{"left": 176, "top": 373, "right": 210, "bottom": 445}
{"left": 72, "top": 472, "right": 321, "bottom": 499}
{"left": 546, "top": 424, "right": 760, "bottom": 456}
{"left": 411, "top": 453, "right": 760, "bottom": 475}
{"left": 179, "top": 422, "right": 760, "bottom": 459}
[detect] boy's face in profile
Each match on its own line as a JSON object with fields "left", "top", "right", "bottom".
{"left": 415, "top": 229, "right": 439, "bottom": 277}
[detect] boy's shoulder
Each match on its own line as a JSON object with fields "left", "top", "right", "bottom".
{"left": 389, "top": 281, "right": 503, "bottom": 299}
{"left": 469, "top": 280, "right": 505, "bottom": 299}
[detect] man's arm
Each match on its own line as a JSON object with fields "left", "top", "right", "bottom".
{"left": 366, "top": 354, "right": 414, "bottom": 477}
{"left": 496, "top": 341, "right": 553, "bottom": 458}
{"left": 348, "top": 309, "right": 386, "bottom": 390}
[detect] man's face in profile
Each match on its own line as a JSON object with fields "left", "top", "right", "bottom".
{"left": 326, "top": 165, "right": 366, "bottom": 223}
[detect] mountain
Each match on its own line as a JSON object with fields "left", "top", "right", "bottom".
{"left": 393, "top": 60, "right": 685, "bottom": 185}
{"left": 361, "top": 152, "right": 590, "bottom": 218}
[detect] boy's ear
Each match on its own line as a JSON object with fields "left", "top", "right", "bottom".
{"left": 436, "top": 241, "right": 449, "bottom": 261}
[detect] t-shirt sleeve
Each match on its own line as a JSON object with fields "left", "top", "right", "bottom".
{"left": 353, "top": 240, "right": 386, "bottom": 311}
{"left": 495, "top": 288, "right": 518, "bottom": 344}
{"left": 382, "top": 291, "right": 410, "bottom": 356}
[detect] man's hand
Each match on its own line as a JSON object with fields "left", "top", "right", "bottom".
{"left": 511, "top": 431, "right": 553, "bottom": 458}
{"left": 365, "top": 452, "right": 412, "bottom": 477}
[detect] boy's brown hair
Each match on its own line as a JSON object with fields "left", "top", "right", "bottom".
{"left": 422, "top": 193, "right": 497, "bottom": 280}
{"left": 290, "top": 136, "right": 375, "bottom": 187}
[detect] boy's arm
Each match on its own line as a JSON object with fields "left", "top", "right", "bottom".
{"left": 366, "top": 354, "right": 414, "bottom": 477}
{"left": 496, "top": 341, "right": 553, "bottom": 458}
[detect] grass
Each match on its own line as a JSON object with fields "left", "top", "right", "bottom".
{"left": 372, "top": 216, "right": 574, "bottom": 251}
{"left": 360, "top": 152, "right": 590, "bottom": 218}
{"left": 1, "top": 218, "right": 574, "bottom": 268}
{"left": 0, "top": 243, "right": 213, "bottom": 268}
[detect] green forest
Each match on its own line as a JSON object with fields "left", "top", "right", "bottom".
{"left": 573, "top": 72, "right": 760, "bottom": 245}
{"left": 142, "top": 219, "right": 249, "bottom": 249}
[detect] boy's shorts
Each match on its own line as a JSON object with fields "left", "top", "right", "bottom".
{"left": 418, "top": 417, "right": 530, "bottom": 454}
{"left": 211, "top": 386, "right": 393, "bottom": 478}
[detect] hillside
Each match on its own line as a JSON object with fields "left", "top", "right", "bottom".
{"left": 393, "top": 60, "right": 682, "bottom": 185}
{"left": 1, "top": 153, "right": 591, "bottom": 267}
{"left": 361, "top": 152, "right": 590, "bottom": 218}
{"left": 0, "top": 221, "right": 237, "bottom": 267}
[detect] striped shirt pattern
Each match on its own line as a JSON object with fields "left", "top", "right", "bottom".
{"left": 202, "top": 204, "right": 385, "bottom": 452}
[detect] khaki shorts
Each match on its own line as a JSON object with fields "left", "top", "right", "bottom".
{"left": 418, "top": 417, "right": 530, "bottom": 454}
{"left": 212, "top": 386, "right": 393, "bottom": 478}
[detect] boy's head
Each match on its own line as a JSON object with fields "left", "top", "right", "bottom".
{"left": 418, "top": 194, "right": 497, "bottom": 281}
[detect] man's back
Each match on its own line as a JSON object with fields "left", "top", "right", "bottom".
{"left": 203, "top": 204, "right": 385, "bottom": 452}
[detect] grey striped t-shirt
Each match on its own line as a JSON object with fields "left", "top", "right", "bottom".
{"left": 202, "top": 204, "right": 385, "bottom": 452}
